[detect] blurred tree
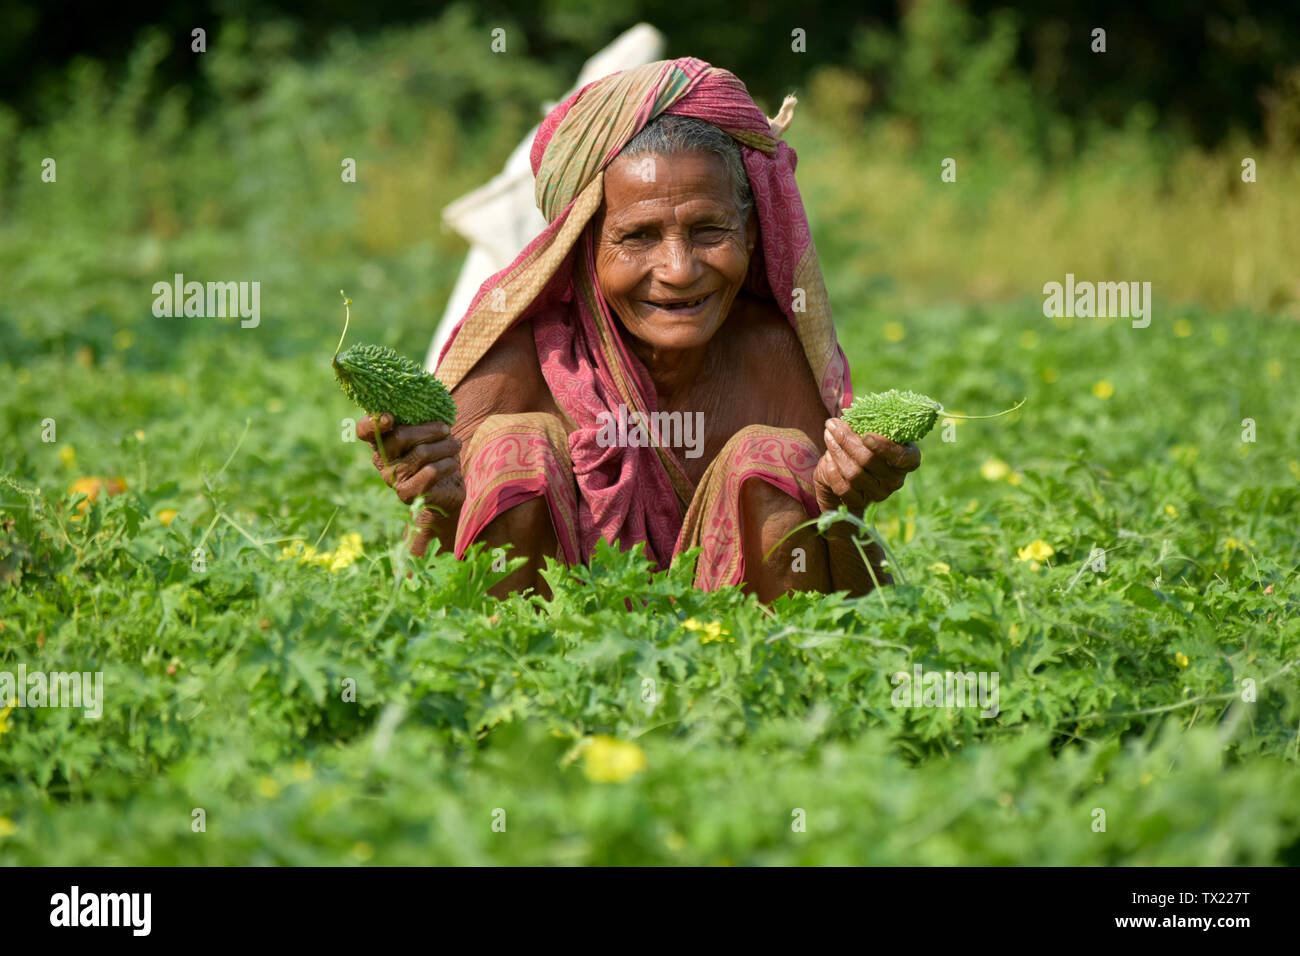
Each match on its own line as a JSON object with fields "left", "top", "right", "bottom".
{"left": 1, "top": 0, "right": 1297, "bottom": 146}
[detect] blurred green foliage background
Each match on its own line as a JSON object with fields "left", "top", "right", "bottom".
{"left": 2, "top": 0, "right": 1298, "bottom": 368}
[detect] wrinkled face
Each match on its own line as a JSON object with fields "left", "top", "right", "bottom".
{"left": 594, "top": 150, "right": 756, "bottom": 353}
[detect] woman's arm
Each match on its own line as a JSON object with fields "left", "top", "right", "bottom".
{"left": 741, "top": 306, "right": 919, "bottom": 596}
{"left": 815, "top": 419, "right": 919, "bottom": 594}
{"left": 355, "top": 414, "right": 463, "bottom": 556}
{"left": 357, "top": 318, "right": 559, "bottom": 556}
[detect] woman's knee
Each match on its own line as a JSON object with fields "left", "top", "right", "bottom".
{"left": 715, "top": 424, "right": 819, "bottom": 477}
{"left": 726, "top": 427, "right": 827, "bottom": 597}
{"left": 737, "top": 477, "right": 829, "bottom": 598}
{"left": 480, "top": 495, "right": 557, "bottom": 598}
{"left": 480, "top": 495, "right": 555, "bottom": 552}
{"left": 464, "top": 411, "right": 569, "bottom": 463}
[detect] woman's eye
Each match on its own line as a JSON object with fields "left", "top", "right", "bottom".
{"left": 694, "top": 226, "right": 728, "bottom": 241}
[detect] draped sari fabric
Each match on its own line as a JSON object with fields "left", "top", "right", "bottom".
{"left": 436, "top": 58, "right": 852, "bottom": 575}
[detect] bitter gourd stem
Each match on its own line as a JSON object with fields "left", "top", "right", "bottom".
{"left": 333, "top": 289, "right": 352, "bottom": 361}
{"left": 937, "top": 397, "right": 1027, "bottom": 420}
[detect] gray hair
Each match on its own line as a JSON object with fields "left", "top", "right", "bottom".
{"left": 618, "top": 114, "right": 753, "bottom": 217}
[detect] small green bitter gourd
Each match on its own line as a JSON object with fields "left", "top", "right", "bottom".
{"left": 843, "top": 389, "right": 1025, "bottom": 444}
{"left": 331, "top": 291, "right": 457, "bottom": 427}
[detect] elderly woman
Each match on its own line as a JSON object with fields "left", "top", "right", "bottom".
{"left": 358, "top": 57, "right": 920, "bottom": 600}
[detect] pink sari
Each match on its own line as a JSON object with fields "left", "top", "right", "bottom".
{"left": 435, "top": 58, "right": 853, "bottom": 586}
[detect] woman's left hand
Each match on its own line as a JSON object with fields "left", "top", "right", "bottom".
{"left": 814, "top": 418, "right": 921, "bottom": 513}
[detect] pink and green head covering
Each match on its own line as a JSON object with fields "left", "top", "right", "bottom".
{"left": 437, "top": 57, "right": 852, "bottom": 569}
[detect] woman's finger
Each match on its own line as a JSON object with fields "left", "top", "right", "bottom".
{"left": 357, "top": 412, "right": 394, "bottom": 447}
{"left": 400, "top": 437, "right": 462, "bottom": 473}
{"left": 825, "top": 419, "right": 874, "bottom": 471}
{"left": 818, "top": 439, "right": 851, "bottom": 498}
{"left": 395, "top": 461, "right": 458, "bottom": 506}
{"left": 376, "top": 419, "right": 452, "bottom": 459}
{"left": 863, "top": 432, "right": 922, "bottom": 471}
{"left": 825, "top": 424, "right": 889, "bottom": 500}
{"left": 822, "top": 434, "right": 886, "bottom": 505}
{"left": 378, "top": 437, "right": 462, "bottom": 485}
{"left": 860, "top": 450, "right": 909, "bottom": 493}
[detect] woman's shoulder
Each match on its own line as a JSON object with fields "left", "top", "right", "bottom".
{"left": 464, "top": 317, "right": 569, "bottom": 400}
{"left": 454, "top": 318, "right": 556, "bottom": 417}
{"left": 727, "top": 292, "right": 807, "bottom": 363}
{"left": 723, "top": 292, "right": 828, "bottom": 435}
{"left": 475, "top": 317, "right": 541, "bottom": 375}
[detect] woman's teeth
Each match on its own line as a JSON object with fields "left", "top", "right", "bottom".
{"left": 657, "top": 295, "right": 708, "bottom": 310}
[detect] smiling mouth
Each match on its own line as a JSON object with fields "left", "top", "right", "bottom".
{"left": 647, "top": 292, "right": 713, "bottom": 312}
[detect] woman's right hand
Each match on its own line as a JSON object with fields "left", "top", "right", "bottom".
{"left": 356, "top": 413, "right": 465, "bottom": 528}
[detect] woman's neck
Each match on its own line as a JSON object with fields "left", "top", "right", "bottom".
{"left": 613, "top": 290, "right": 756, "bottom": 406}
{"left": 626, "top": 336, "right": 711, "bottom": 405}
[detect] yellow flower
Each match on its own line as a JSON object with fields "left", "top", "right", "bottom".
{"left": 1267, "top": 360, "right": 1282, "bottom": 380}
{"left": 256, "top": 776, "right": 280, "bottom": 798}
{"left": 352, "top": 841, "right": 374, "bottom": 861}
{"left": 1289, "top": 460, "right": 1300, "bottom": 479}
{"left": 1040, "top": 366, "right": 1059, "bottom": 383}
{"left": 326, "top": 533, "right": 363, "bottom": 572}
{"left": 113, "top": 329, "right": 136, "bottom": 351}
{"left": 1018, "top": 330, "right": 1039, "bottom": 350}
{"left": 0, "top": 700, "right": 14, "bottom": 737}
{"left": 278, "top": 533, "right": 362, "bottom": 572}
{"left": 928, "top": 561, "right": 950, "bottom": 574}
{"left": 1007, "top": 471, "right": 1024, "bottom": 486}
{"left": 1211, "top": 325, "right": 1229, "bottom": 346}
{"left": 135, "top": 429, "right": 146, "bottom": 442}
{"left": 682, "top": 618, "right": 731, "bottom": 644}
{"left": 278, "top": 540, "right": 316, "bottom": 563}
{"left": 583, "top": 736, "right": 646, "bottom": 783}
{"left": 0, "top": 818, "right": 15, "bottom": 839}
{"left": 58, "top": 446, "right": 76, "bottom": 469}
{"left": 1173, "top": 318, "right": 1192, "bottom": 338}
{"left": 267, "top": 397, "right": 285, "bottom": 414}
{"left": 291, "top": 760, "right": 314, "bottom": 783}
{"left": 67, "top": 476, "right": 127, "bottom": 519}
{"left": 1092, "top": 380, "right": 1115, "bottom": 400}
{"left": 883, "top": 321, "right": 905, "bottom": 343}
{"left": 1016, "top": 539, "right": 1055, "bottom": 563}
{"left": 980, "top": 458, "right": 1010, "bottom": 481}
{"left": 1174, "top": 652, "right": 1189, "bottom": 668}
{"left": 1164, "top": 504, "right": 1178, "bottom": 518}
{"left": 158, "top": 509, "right": 179, "bottom": 526}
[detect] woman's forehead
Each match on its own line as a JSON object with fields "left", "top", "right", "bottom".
{"left": 603, "top": 151, "right": 737, "bottom": 218}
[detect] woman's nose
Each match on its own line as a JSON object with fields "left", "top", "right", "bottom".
{"left": 654, "top": 237, "right": 702, "bottom": 286}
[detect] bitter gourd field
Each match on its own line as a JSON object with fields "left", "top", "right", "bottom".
{"left": 1, "top": 13, "right": 1298, "bottom": 865}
